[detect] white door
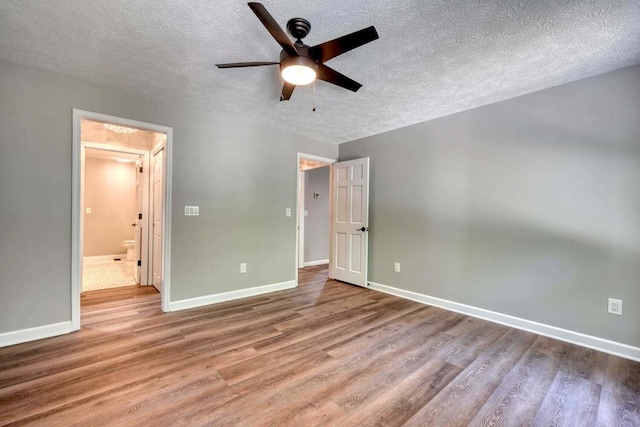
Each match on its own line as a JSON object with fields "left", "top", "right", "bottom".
{"left": 330, "top": 158, "right": 370, "bottom": 287}
{"left": 152, "top": 148, "right": 164, "bottom": 293}
{"left": 134, "top": 157, "right": 143, "bottom": 284}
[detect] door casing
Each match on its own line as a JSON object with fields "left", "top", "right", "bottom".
{"left": 295, "top": 153, "right": 336, "bottom": 285}
{"left": 72, "top": 109, "right": 173, "bottom": 329}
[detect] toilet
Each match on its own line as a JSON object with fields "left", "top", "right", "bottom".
{"left": 123, "top": 240, "right": 135, "bottom": 261}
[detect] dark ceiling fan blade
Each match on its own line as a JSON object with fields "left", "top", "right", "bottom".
{"left": 280, "top": 82, "right": 296, "bottom": 101}
{"left": 310, "top": 26, "right": 379, "bottom": 63}
{"left": 248, "top": 2, "right": 298, "bottom": 57}
{"left": 316, "top": 64, "right": 362, "bottom": 92}
{"left": 216, "top": 62, "right": 279, "bottom": 68}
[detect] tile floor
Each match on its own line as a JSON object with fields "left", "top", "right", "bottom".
{"left": 82, "top": 257, "right": 136, "bottom": 292}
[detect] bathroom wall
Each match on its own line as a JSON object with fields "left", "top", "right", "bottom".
{"left": 83, "top": 156, "right": 137, "bottom": 257}
{"left": 303, "top": 166, "right": 330, "bottom": 263}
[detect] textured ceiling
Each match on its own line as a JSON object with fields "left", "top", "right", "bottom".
{"left": 1, "top": 1, "right": 639, "bottom": 144}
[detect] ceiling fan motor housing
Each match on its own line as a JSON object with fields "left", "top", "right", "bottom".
{"left": 280, "top": 43, "right": 316, "bottom": 63}
{"left": 287, "top": 17, "right": 311, "bottom": 40}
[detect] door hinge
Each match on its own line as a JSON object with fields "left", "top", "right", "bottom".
{"left": 139, "top": 166, "right": 143, "bottom": 173}
{"left": 137, "top": 260, "right": 142, "bottom": 267}
{"left": 138, "top": 213, "right": 142, "bottom": 220}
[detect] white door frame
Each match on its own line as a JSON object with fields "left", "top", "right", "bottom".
{"left": 298, "top": 171, "right": 306, "bottom": 268}
{"left": 72, "top": 109, "right": 173, "bottom": 329}
{"left": 295, "top": 153, "right": 336, "bottom": 286}
{"left": 82, "top": 142, "right": 150, "bottom": 284}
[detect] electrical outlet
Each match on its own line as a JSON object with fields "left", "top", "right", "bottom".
{"left": 394, "top": 262, "right": 401, "bottom": 273}
{"left": 286, "top": 208, "right": 292, "bottom": 217}
{"left": 240, "top": 263, "right": 247, "bottom": 273}
{"left": 608, "top": 298, "right": 622, "bottom": 315}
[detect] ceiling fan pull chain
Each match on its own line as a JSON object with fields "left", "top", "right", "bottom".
{"left": 312, "top": 80, "right": 317, "bottom": 112}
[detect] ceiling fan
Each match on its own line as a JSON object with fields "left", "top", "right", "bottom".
{"left": 216, "top": 2, "right": 379, "bottom": 101}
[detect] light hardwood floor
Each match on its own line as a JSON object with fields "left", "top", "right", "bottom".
{"left": 1, "top": 265, "right": 639, "bottom": 426}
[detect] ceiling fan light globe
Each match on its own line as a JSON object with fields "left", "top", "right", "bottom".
{"left": 282, "top": 65, "right": 316, "bottom": 85}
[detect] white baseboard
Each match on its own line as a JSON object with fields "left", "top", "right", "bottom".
{"left": 368, "top": 281, "right": 640, "bottom": 362}
{"left": 83, "top": 254, "right": 127, "bottom": 261}
{"left": 303, "top": 259, "right": 329, "bottom": 267}
{"left": 169, "top": 280, "right": 297, "bottom": 312}
{"left": 0, "top": 321, "right": 74, "bottom": 348}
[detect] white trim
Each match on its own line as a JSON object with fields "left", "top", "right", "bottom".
{"left": 303, "top": 259, "right": 329, "bottom": 267}
{"left": 295, "top": 153, "right": 336, "bottom": 287}
{"left": 298, "top": 153, "right": 339, "bottom": 164}
{"left": 298, "top": 171, "right": 305, "bottom": 268}
{"left": 71, "top": 112, "right": 82, "bottom": 330}
{"left": 0, "top": 322, "right": 74, "bottom": 348}
{"left": 159, "top": 133, "right": 172, "bottom": 313}
{"left": 368, "top": 281, "right": 640, "bottom": 362}
{"left": 82, "top": 142, "right": 149, "bottom": 156}
{"left": 168, "top": 280, "right": 296, "bottom": 312}
{"left": 83, "top": 254, "right": 127, "bottom": 261}
{"left": 72, "top": 109, "right": 174, "bottom": 327}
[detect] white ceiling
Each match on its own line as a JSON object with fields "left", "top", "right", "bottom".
{"left": 1, "top": 1, "right": 638, "bottom": 144}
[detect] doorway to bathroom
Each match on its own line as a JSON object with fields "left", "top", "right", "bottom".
{"left": 72, "top": 110, "right": 173, "bottom": 330}
{"left": 82, "top": 145, "right": 148, "bottom": 292}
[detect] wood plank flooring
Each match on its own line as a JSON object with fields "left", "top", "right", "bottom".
{"left": 1, "top": 265, "right": 639, "bottom": 426}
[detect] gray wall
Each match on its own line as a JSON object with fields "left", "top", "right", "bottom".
{"left": 0, "top": 59, "right": 337, "bottom": 333}
{"left": 340, "top": 65, "right": 640, "bottom": 347}
{"left": 304, "top": 166, "right": 330, "bottom": 263}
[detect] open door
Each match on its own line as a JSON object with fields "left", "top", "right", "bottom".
{"left": 151, "top": 147, "right": 164, "bottom": 293}
{"left": 134, "top": 157, "right": 143, "bottom": 284}
{"left": 330, "top": 158, "right": 370, "bottom": 287}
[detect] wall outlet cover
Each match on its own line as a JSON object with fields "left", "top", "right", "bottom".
{"left": 608, "top": 298, "right": 622, "bottom": 315}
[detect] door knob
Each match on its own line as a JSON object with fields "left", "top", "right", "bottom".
{"left": 357, "top": 227, "right": 369, "bottom": 232}
{"left": 131, "top": 223, "right": 136, "bottom": 227}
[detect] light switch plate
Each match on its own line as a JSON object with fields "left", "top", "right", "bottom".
{"left": 185, "top": 206, "right": 199, "bottom": 216}
{"left": 286, "top": 208, "right": 291, "bottom": 217}
{"left": 85, "top": 207, "right": 92, "bottom": 214}
{"left": 304, "top": 210, "right": 308, "bottom": 217}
